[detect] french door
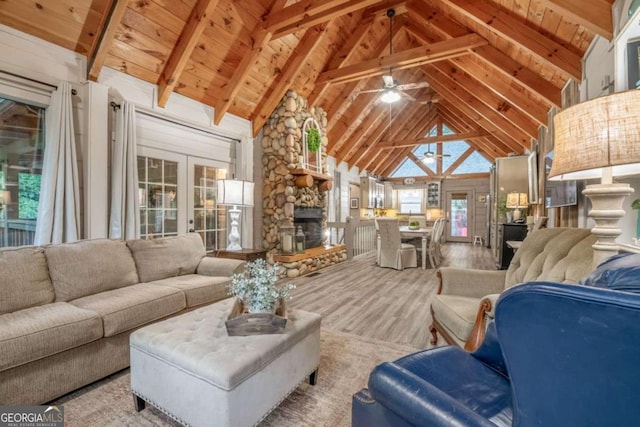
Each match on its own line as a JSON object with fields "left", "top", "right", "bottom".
{"left": 445, "top": 191, "right": 474, "bottom": 243}
{"left": 137, "top": 147, "right": 229, "bottom": 252}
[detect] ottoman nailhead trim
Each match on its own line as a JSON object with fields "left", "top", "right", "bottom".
{"left": 132, "top": 390, "right": 191, "bottom": 427}
{"left": 254, "top": 368, "right": 318, "bottom": 426}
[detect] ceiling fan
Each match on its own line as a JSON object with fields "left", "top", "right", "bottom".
{"left": 354, "top": 9, "right": 430, "bottom": 103}
{"left": 421, "top": 143, "right": 451, "bottom": 165}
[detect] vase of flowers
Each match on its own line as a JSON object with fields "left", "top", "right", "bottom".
{"left": 227, "top": 259, "right": 295, "bottom": 314}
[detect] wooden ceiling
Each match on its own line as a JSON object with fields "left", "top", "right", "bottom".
{"left": 0, "top": 0, "right": 613, "bottom": 176}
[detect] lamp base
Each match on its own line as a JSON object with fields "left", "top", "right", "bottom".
{"left": 226, "top": 206, "right": 243, "bottom": 251}
{"left": 583, "top": 183, "right": 635, "bottom": 267}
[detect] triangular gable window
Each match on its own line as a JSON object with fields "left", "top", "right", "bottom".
{"left": 452, "top": 151, "right": 492, "bottom": 174}
{"left": 390, "top": 158, "right": 428, "bottom": 177}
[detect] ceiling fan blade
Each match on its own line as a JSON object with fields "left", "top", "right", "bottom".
{"left": 382, "top": 75, "right": 395, "bottom": 87}
{"left": 355, "top": 88, "right": 385, "bottom": 94}
{"left": 399, "top": 91, "right": 417, "bottom": 102}
{"left": 395, "top": 82, "right": 430, "bottom": 91}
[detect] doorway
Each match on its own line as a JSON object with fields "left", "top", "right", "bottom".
{"left": 137, "top": 146, "right": 230, "bottom": 252}
{"left": 446, "top": 191, "right": 474, "bottom": 243}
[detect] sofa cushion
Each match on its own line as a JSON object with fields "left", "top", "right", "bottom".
{"left": 70, "top": 283, "right": 186, "bottom": 337}
{"left": 431, "top": 295, "right": 479, "bottom": 342}
{"left": 127, "top": 233, "right": 206, "bottom": 283}
{"left": 0, "top": 302, "right": 102, "bottom": 371}
{"left": 45, "top": 239, "right": 139, "bottom": 302}
{"left": 0, "top": 246, "right": 54, "bottom": 315}
{"left": 150, "top": 274, "right": 230, "bottom": 307}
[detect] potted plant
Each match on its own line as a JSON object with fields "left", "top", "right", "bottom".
{"left": 408, "top": 219, "right": 420, "bottom": 230}
{"left": 228, "top": 259, "right": 295, "bottom": 314}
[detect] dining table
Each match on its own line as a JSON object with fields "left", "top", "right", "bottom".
{"left": 399, "top": 226, "right": 433, "bottom": 270}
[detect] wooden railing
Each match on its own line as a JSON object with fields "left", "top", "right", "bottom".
{"left": 344, "top": 217, "right": 376, "bottom": 259}
{"left": 0, "top": 220, "right": 36, "bottom": 247}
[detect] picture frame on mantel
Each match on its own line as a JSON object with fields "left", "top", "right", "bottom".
{"left": 350, "top": 198, "right": 359, "bottom": 209}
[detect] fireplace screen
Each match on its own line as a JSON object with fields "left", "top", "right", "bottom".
{"left": 293, "top": 207, "right": 323, "bottom": 249}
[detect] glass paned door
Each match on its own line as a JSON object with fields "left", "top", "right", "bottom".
{"left": 188, "top": 157, "right": 228, "bottom": 253}
{"left": 138, "top": 151, "right": 185, "bottom": 239}
{"left": 446, "top": 191, "right": 473, "bottom": 243}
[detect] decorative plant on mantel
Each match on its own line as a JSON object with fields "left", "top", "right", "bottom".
{"left": 306, "top": 127, "right": 321, "bottom": 153}
{"left": 227, "top": 259, "right": 295, "bottom": 313}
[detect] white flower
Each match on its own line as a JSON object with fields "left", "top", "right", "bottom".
{"left": 228, "top": 259, "right": 295, "bottom": 312}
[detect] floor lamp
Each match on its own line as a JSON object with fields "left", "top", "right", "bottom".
{"left": 217, "top": 179, "right": 254, "bottom": 251}
{"left": 549, "top": 89, "right": 640, "bottom": 267}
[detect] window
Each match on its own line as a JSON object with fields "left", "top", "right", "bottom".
{"left": 397, "top": 188, "right": 424, "bottom": 214}
{"left": 0, "top": 97, "right": 45, "bottom": 247}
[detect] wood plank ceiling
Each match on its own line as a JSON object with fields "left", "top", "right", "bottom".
{"left": 0, "top": 0, "right": 613, "bottom": 177}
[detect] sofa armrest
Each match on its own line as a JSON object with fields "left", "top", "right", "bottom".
{"left": 196, "top": 257, "right": 246, "bottom": 277}
{"left": 437, "top": 268, "right": 507, "bottom": 297}
{"left": 368, "top": 363, "right": 497, "bottom": 427}
{"left": 464, "top": 293, "right": 501, "bottom": 352}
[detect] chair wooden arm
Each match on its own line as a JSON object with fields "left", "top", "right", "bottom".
{"left": 464, "top": 298, "right": 493, "bottom": 352}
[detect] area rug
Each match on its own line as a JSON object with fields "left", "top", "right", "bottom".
{"left": 53, "top": 328, "right": 419, "bottom": 427}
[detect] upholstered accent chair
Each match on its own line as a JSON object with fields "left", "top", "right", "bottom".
{"left": 353, "top": 278, "right": 640, "bottom": 427}
{"left": 377, "top": 218, "right": 417, "bottom": 270}
{"left": 430, "top": 227, "right": 596, "bottom": 351}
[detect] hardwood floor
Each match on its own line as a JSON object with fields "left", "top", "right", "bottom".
{"left": 286, "top": 242, "right": 495, "bottom": 349}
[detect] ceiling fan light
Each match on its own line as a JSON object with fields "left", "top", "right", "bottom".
{"left": 422, "top": 154, "right": 435, "bottom": 165}
{"left": 381, "top": 89, "right": 401, "bottom": 103}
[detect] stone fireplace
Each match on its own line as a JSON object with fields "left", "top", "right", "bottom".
{"left": 260, "top": 90, "right": 346, "bottom": 277}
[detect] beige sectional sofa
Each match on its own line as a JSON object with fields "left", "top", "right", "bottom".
{"left": 0, "top": 233, "right": 246, "bottom": 405}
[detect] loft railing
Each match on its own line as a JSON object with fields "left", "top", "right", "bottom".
{"left": 344, "top": 217, "right": 376, "bottom": 259}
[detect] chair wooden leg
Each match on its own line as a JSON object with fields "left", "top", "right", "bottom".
{"left": 429, "top": 323, "right": 438, "bottom": 345}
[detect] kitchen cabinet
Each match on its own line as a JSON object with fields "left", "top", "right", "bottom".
{"left": 383, "top": 182, "right": 396, "bottom": 209}
{"left": 426, "top": 181, "right": 441, "bottom": 208}
{"left": 360, "top": 177, "right": 378, "bottom": 209}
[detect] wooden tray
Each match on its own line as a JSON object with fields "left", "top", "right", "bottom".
{"left": 225, "top": 298, "right": 287, "bottom": 336}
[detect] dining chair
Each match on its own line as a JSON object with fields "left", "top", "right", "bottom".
{"left": 376, "top": 218, "right": 417, "bottom": 270}
{"left": 432, "top": 218, "right": 445, "bottom": 265}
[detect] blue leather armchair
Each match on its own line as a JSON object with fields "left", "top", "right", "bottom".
{"left": 353, "top": 255, "right": 640, "bottom": 426}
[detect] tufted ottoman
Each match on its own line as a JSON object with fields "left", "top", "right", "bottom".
{"left": 129, "top": 298, "right": 321, "bottom": 427}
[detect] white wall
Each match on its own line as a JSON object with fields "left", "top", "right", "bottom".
{"left": 326, "top": 156, "right": 360, "bottom": 222}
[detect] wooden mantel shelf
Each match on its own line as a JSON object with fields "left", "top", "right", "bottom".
{"left": 290, "top": 168, "right": 332, "bottom": 182}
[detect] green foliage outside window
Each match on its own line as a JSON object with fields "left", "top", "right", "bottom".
{"left": 18, "top": 173, "right": 41, "bottom": 219}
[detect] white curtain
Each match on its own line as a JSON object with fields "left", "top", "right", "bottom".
{"left": 34, "top": 82, "right": 81, "bottom": 245}
{"left": 109, "top": 102, "right": 139, "bottom": 239}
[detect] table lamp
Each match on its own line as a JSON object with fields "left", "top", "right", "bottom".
{"left": 217, "top": 179, "right": 254, "bottom": 251}
{"left": 506, "top": 192, "right": 528, "bottom": 221}
{"left": 550, "top": 89, "right": 640, "bottom": 266}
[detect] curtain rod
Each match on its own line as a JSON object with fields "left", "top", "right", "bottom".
{"left": 1, "top": 70, "right": 77, "bottom": 95}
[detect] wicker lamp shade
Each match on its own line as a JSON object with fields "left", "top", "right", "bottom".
{"left": 506, "top": 192, "right": 528, "bottom": 209}
{"left": 549, "top": 89, "right": 640, "bottom": 181}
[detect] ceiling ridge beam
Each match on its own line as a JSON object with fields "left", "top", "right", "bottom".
{"left": 157, "top": 0, "right": 221, "bottom": 107}
{"left": 87, "top": 0, "right": 129, "bottom": 81}
{"left": 537, "top": 0, "right": 612, "bottom": 40}
{"left": 441, "top": 0, "right": 582, "bottom": 80}
{"left": 264, "top": 0, "right": 380, "bottom": 40}
{"left": 213, "top": 0, "right": 288, "bottom": 125}
{"left": 316, "top": 33, "right": 487, "bottom": 85}
{"left": 251, "top": 22, "right": 332, "bottom": 136}
{"left": 409, "top": 2, "right": 562, "bottom": 108}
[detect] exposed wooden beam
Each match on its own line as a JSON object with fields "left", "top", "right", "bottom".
{"left": 537, "top": 0, "right": 613, "bottom": 40}
{"left": 87, "top": 0, "right": 129, "bottom": 81}
{"left": 426, "top": 64, "right": 529, "bottom": 152}
{"left": 442, "top": 0, "right": 582, "bottom": 80}
{"left": 308, "top": 15, "right": 373, "bottom": 106}
{"left": 407, "top": 151, "right": 436, "bottom": 175}
{"left": 264, "top": 0, "right": 380, "bottom": 39}
{"left": 157, "top": 0, "right": 221, "bottom": 107}
{"left": 412, "top": 1, "right": 562, "bottom": 108}
{"left": 387, "top": 172, "right": 490, "bottom": 182}
{"left": 442, "top": 146, "right": 474, "bottom": 175}
{"left": 363, "top": 1, "right": 408, "bottom": 19}
{"left": 324, "top": 17, "right": 406, "bottom": 134}
{"left": 316, "top": 33, "right": 486, "bottom": 85}
{"left": 378, "top": 130, "right": 489, "bottom": 148}
{"left": 333, "top": 104, "right": 385, "bottom": 159}
{"left": 251, "top": 22, "right": 332, "bottom": 136}
{"left": 213, "top": 0, "right": 288, "bottom": 124}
